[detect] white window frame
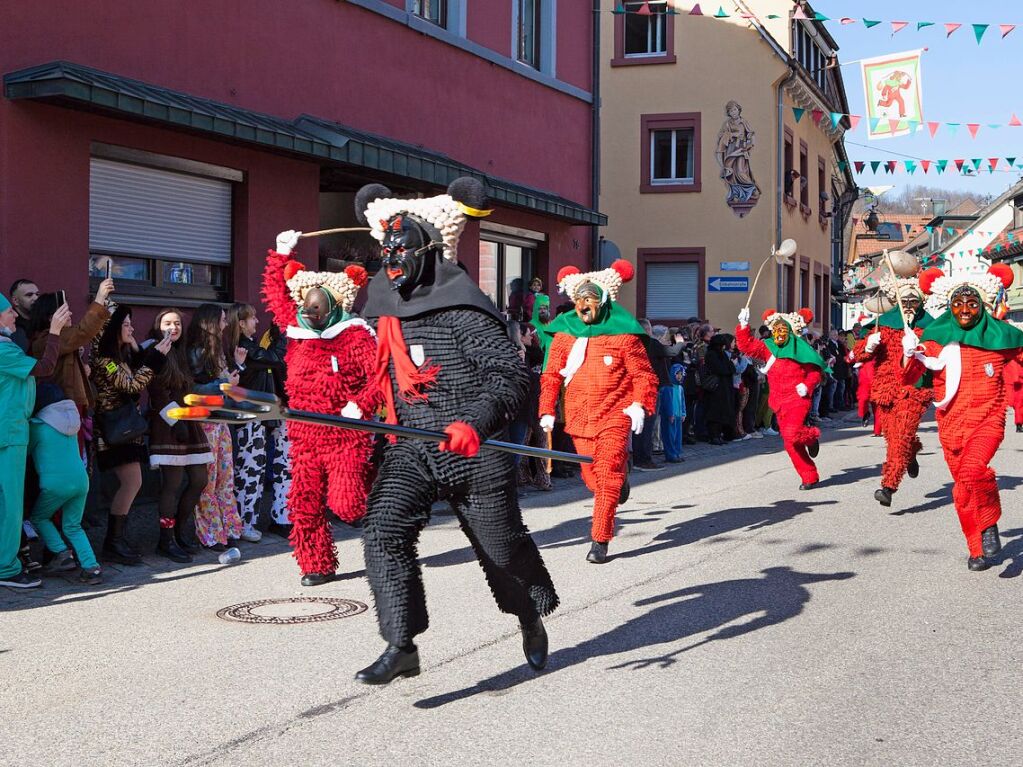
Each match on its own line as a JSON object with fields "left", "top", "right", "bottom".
{"left": 623, "top": 1, "right": 668, "bottom": 58}
{"left": 650, "top": 128, "right": 695, "bottom": 186}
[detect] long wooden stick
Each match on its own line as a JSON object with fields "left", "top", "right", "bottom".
{"left": 298, "top": 227, "right": 371, "bottom": 238}
{"left": 744, "top": 253, "right": 775, "bottom": 311}
{"left": 881, "top": 249, "right": 912, "bottom": 367}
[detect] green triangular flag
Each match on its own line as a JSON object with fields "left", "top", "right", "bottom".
{"left": 815, "top": 13, "right": 829, "bottom": 21}
{"left": 917, "top": 21, "right": 935, "bottom": 31}
{"left": 973, "top": 23, "right": 989, "bottom": 44}
{"left": 863, "top": 19, "right": 881, "bottom": 28}
{"left": 830, "top": 112, "right": 843, "bottom": 129}
{"left": 906, "top": 120, "right": 920, "bottom": 132}
{"left": 1007, "top": 157, "right": 1017, "bottom": 167}
{"left": 613, "top": 3, "right": 625, "bottom": 13}
{"left": 838, "top": 161, "right": 847, "bottom": 172}
{"left": 767, "top": 14, "right": 780, "bottom": 19}
{"left": 971, "top": 158, "right": 983, "bottom": 171}
{"left": 870, "top": 161, "right": 881, "bottom": 173}
{"left": 714, "top": 6, "right": 728, "bottom": 18}
{"left": 905, "top": 161, "right": 917, "bottom": 174}
{"left": 793, "top": 107, "right": 806, "bottom": 123}
{"left": 936, "top": 160, "right": 948, "bottom": 173}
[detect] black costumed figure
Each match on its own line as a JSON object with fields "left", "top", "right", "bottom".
{"left": 353, "top": 178, "right": 559, "bottom": 685}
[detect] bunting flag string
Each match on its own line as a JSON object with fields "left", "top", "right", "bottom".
{"left": 843, "top": 157, "right": 1023, "bottom": 175}
{"left": 604, "top": 3, "right": 1022, "bottom": 46}
{"left": 786, "top": 106, "right": 1023, "bottom": 139}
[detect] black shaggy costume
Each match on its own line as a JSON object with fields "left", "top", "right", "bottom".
{"left": 356, "top": 180, "right": 559, "bottom": 651}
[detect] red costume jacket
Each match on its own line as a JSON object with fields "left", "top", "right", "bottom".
{"left": 735, "top": 325, "right": 822, "bottom": 413}
{"left": 852, "top": 326, "right": 932, "bottom": 408}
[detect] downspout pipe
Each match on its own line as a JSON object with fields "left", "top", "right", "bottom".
{"left": 591, "top": 0, "right": 601, "bottom": 271}
{"left": 777, "top": 65, "right": 797, "bottom": 308}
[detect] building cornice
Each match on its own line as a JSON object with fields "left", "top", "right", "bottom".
{"left": 784, "top": 75, "right": 845, "bottom": 140}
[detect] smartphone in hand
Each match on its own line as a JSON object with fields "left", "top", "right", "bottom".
{"left": 58, "top": 289, "right": 66, "bottom": 307}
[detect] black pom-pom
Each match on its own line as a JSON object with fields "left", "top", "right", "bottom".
{"left": 447, "top": 176, "right": 488, "bottom": 213}
{"left": 354, "top": 183, "right": 392, "bottom": 225}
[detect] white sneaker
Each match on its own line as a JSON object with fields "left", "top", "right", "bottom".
{"left": 749, "top": 431, "right": 764, "bottom": 439}
{"left": 240, "top": 528, "right": 262, "bottom": 543}
{"left": 761, "top": 427, "right": 780, "bottom": 436}
{"left": 740, "top": 434, "right": 754, "bottom": 441}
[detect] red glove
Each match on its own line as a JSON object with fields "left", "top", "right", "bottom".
{"left": 438, "top": 421, "right": 480, "bottom": 458}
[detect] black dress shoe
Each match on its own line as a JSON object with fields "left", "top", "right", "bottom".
{"left": 618, "top": 476, "right": 630, "bottom": 505}
{"left": 1017, "top": 424, "right": 1023, "bottom": 433}
{"left": 175, "top": 536, "right": 200, "bottom": 555}
{"left": 807, "top": 440, "right": 820, "bottom": 458}
{"left": 967, "top": 556, "right": 990, "bottom": 572}
{"left": 520, "top": 616, "right": 548, "bottom": 670}
{"left": 103, "top": 538, "right": 143, "bottom": 566}
{"left": 799, "top": 482, "right": 816, "bottom": 491}
{"left": 861, "top": 417, "right": 869, "bottom": 427}
{"left": 874, "top": 487, "right": 894, "bottom": 507}
{"left": 267, "top": 522, "right": 294, "bottom": 540}
{"left": 204, "top": 542, "right": 227, "bottom": 553}
{"left": 981, "top": 524, "right": 1001, "bottom": 557}
{"left": 586, "top": 541, "right": 608, "bottom": 564}
{"left": 355, "top": 644, "right": 420, "bottom": 685}
{"left": 907, "top": 455, "right": 920, "bottom": 479}
{"left": 301, "top": 572, "right": 336, "bottom": 587}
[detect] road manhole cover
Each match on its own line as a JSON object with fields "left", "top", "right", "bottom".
{"left": 217, "top": 597, "right": 368, "bottom": 625}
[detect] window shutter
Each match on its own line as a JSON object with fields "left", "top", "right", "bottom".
{"left": 646, "top": 262, "right": 699, "bottom": 319}
{"left": 89, "top": 158, "right": 232, "bottom": 264}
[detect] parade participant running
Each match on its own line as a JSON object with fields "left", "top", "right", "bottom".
{"left": 354, "top": 178, "right": 558, "bottom": 685}
{"left": 538, "top": 260, "right": 658, "bottom": 564}
{"left": 736, "top": 307, "right": 826, "bottom": 489}
{"left": 903, "top": 264, "right": 1023, "bottom": 571}
{"left": 264, "top": 234, "right": 381, "bottom": 587}
{"left": 853, "top": 272, "right": 934, "bottom": 507}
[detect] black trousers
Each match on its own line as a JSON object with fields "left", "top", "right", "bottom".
{"left": 362, "top": 442, "right": 559, "bottom": 647}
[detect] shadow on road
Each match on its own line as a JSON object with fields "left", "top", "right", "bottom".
{"left": 414, "top": 566, "right": 855, "bottom": 709}
{"left": 995, "top": 527, "right": 1023, "bottom": 579}
{"left": 892, "top": 476, "right": 1023, "bottom": 517}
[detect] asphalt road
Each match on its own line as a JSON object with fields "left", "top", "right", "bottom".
{"left": 3, "top": 415, "right": 1022, "bottom": 767}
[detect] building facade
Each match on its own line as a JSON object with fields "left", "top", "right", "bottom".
{"left": 599, "top": 1, "right": 855, "bottom": 333}
{"left": 0, "top": 0, "right": 603, "bottom": 323}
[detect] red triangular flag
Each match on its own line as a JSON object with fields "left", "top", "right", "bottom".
{"left": 854, "top": 161, "right": 865, "bottom": 173}
{"left": 920, "top": 160, "right": 932, "bottom": 174}
{"left": 954, "top": 159, "right": 966, "bottom": 171}
{"left": 989, "top": 158, "right": 1000, "bottom": 170}
{"left": 891, "top": 21, "right": 909, "bottom": 34}
{"left": 811, "top": 109, "right": 824, "bottom": 126}
{"left": 888, "top": 118, "right": 902, "bottom": 133}
{"left": 792, "top": 6, "right": 809, "bottom": 20}
{"left": 689, "top": 3, "right": 703, "bottom": 15}
{"left": 967, "top": 123, "right": 980, "bottom": 139}
{"left": 636, "top": 2, "right": 652, "bottom": 15}
{"left": 1010, "top": 113, "right": 1022, "bottom": 127}
{"left": 852, "top": 217, "right": 859, "bottom": 227}
{"left": 927, "top": 121, "right": 940, "bottom": 138}
{"left": 945, "top": 22, "right": 962, "bottom": 37}
{"left": 1001, "top": 24, "right": 1016, "bottom": 39}
{"left": 848, "top": 115, "right": 862, "bottom": 130}
{"left": 887, "top": 160, "right": 898, "bottom": 172}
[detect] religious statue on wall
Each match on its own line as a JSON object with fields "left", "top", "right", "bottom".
{"left": 715, "top": 100, "right": 761, "bottom": 218}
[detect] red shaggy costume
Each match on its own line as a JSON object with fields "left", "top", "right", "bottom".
{"left": 736, "top": 309, "right": 823, "bottom": 486}
{"left": 263, "top": 249, "right": 382, "bottom": 577}
{"left": 902, "top": 265, "right": 1023, "bottom": 564}
{"left": 1004, "top": 358, "right": 1023, "bottom": 428}
{"left": 539, "top": 261, "right": 658, "bottom": 547}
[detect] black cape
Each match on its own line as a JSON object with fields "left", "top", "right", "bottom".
{"left": 362, "top": 253, "right": 505, "bottom": 324}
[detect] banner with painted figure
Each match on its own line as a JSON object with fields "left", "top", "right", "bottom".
{"left": 861, "top": 49, "right": 924, "bottom": 139}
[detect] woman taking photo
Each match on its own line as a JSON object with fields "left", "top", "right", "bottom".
{"left": 186, "top": 304, "right": 243, "bottom": 551}
{"left": 225, "top": 303, "right": 291, "bottom": 542}
{"left": 147, "top": 308, "right": 212, "bottom": 562}
{"left": 92, "top": 307, "right": 171, "bottom": 564}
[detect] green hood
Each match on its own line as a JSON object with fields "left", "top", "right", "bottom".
{"left": 542, "top": 299, "right": 646, "bottom": 340}
{"left": 922, "top": 309, "right": 1023, "bottom": 351}
{"left": 877, "top": 306, "right": 934, "bottom": 330}
{"left": 763, "top": 321, "right": 827, "bottom": 370}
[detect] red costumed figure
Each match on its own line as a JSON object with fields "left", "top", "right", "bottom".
{"left": 852, "top": 272, "right": 935, "bottom": 507}
{"left": 263, "top": 234, "right": 382, "bottom": 586}
{"left": 1004, "top": 357, "right": 1023, "bottom": 432}
{"left": 539, "top": 261, "right": 658, "bottom": 563}
{"left": 736, "top": 307, "right": 826, "bottom": 489}
{"left": 902, "top": 264, "right": 1023, "bottom": 571}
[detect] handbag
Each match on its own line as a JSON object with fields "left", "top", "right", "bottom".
{"left": 96, "top": 402, "right": 149, "bottom": 445}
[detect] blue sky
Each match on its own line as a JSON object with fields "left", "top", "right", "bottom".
{"left": 814, "top": 0, "right": 1023, "bottom": 198}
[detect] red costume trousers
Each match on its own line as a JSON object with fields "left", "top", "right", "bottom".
{"left": 937, "top": 413, "right": 1002, "bottom": 558}
{"left": 573, "top": 426, "right": 629, "bottom": 544}
{"left": 876, "top": 395, "right": 928, "bottom": 491}
{"left": 287, "top": 422, "right": 376, "bottom": 575}
{"left": 775, "top": 395, "right": 820, "bottom": 486}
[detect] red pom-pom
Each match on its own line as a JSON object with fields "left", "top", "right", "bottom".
{"left": 557, "top": 265, "right": 581, "bottom": 284}
{"left": 798, "top": 308, "right": 814, "bottom": 325}
{"left": 283, "top": 260, "right": 306, "bottom": 281}
{"left": 761, "top": 308, "right": 777, "bottom": 323}
{"left": 918, "top": 267, "right": 944, "bottom": 295}
{"left": 610, "top": 259, "right": 635, "bottom": 283}
{"left": 345, "top": 264, "right": 369, "bottom": 288}
{"left": 989, "top": 262, "right": 1014, "bottom": 289}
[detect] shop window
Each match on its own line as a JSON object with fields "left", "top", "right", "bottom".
{"left": 516, "top": 0, "right": 542, "bottom": 69}
{"left": 641, "top": 113, "right": 701, "bottom": 193}
{"left": 480, "top": 236, "right": 537, "bottom": 320}
{"left": 412, "top": 0, "right": 447, "bottom": 27}
{"left": 88, "top": 154, "right": 234, "bottom": 303}
{"left": 613, "top": 1, "right": 675, "bottom": 65}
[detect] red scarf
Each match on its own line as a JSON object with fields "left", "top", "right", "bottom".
{"left": 375, "top": 315, "right": 440, "bottom": 427}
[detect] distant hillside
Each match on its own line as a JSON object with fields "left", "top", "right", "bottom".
{"left": 854, "top": 184, "right": 993, "bottom": 215}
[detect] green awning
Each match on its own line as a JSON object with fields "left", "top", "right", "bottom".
{"left": 4, "top": 61, "right": 605, "bottom": 226}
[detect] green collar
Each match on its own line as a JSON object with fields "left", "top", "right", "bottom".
{"left": 877, "top": 306, "right": 934, "bottom": 330}
{"left": 297, "top": 300, "right": 351, "bottom": 336}
{"left": 922, "top": 309, "right": 1023, "bottom": 351}
{"left": 763, "top": 321, "right": 826, "bottom": 370}
{"left": 542, "top": 300, "right": 646, "bottom": 339}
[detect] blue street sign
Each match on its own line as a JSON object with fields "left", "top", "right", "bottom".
{"left": 719, "top": 261, "right": 750, "bottom": 271}
{"left": 707, "top": 276, "right": 749, "bottom": 292}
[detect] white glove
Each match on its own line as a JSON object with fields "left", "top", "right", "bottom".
{"left": 275, "top": 229, "right": 302, "bottom": 256}
{"left": 864, "top": 332, "right": 882, "bottom": 353}
{"left": 795, "top": 383, "right": 809, "bottom": 398}
{"left": 623, "top": 402, "right": 645, "bottom": 435}
{"left": 738, "top": 307, "right": 751, "bottom": 328}
{"left": 539, "top": 414, "right": 555, "bottom": 433}
{"left": 341, "top": 401, "right": 363, "bottom": 420}
{"left": 902, "top": 331, "right": 920, "bottom": 358}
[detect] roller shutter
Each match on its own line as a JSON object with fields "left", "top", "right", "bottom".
{"left": 645, "top": 262, "right": 699, "bottom": 319}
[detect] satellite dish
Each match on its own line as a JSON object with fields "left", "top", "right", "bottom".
{"left": 599, "top": 238, "right": 622, "bottom": 270}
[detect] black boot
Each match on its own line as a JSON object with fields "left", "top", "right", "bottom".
{"left": 157, "top": 526, "right": 192, "bottom": 563}
{"left": 799, "top": 482, "right": 816, "bottom": 491}
{"left": 907, "top": 455, "right": 920, "bottom": 479}
{"left": 586, "top": 541, "right": 609, "bottom": 564}
{"left": 175, "top": 534, "right": 199, "bottom": 555}
{"left": 301, "top": 572, "right": 335, "bottom": 587}
{"left": 267, "top": 522, "right": 294, "bottom": 540}
{"left": 874, "top": 487, "right": 894, "bottom": 507}
{"left": 618, "top": 476, "right": 631, "bottom": 505}
{"left": 520, "top": 616, "right": 548, "bottom": 670}
{"left": 808, "top": 439, "right": 820, "bottom": 458}
{"left": 103, "top": 515, "right": 142, "bottom": 566}
{"left": 355, "top": 644, "right": 420, "bottom": 685}
{"left": 1017, "top": 424, "right": 1023, "bottom": 433}
{"left": 967, "top": 556, "right": 990, "bottom": 572}
{"left": 981, "top": 525, "right": 1001, "bottom": 557}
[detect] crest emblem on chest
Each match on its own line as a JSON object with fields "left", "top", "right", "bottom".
{"left": 410, "top": 344, "right": 426, "bottom": 367}
{"left": 603, "top": 355, "right": 613, "bottom": 366}
{"left": 985, "top": 363, "right": 995, "bottom": 378}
